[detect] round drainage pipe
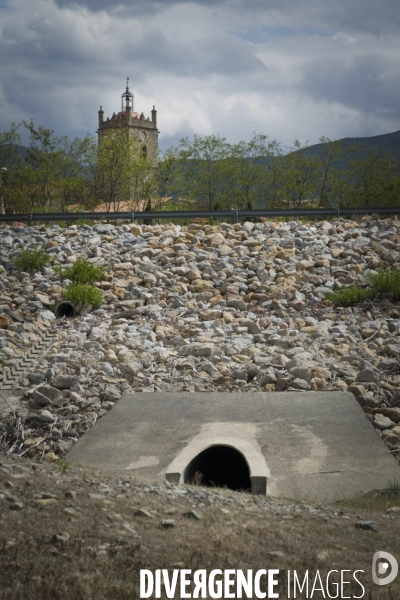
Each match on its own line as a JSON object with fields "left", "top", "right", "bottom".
{"left": 54, "top": 301, "right": 75, "bottom": 318}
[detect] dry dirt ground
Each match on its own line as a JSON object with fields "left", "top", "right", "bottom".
{"left": 1, "top": 454, "right": 400, "bottom": 599}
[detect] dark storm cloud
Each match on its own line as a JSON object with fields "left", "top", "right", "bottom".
{"left": 119, "top": 28, "right": 267, "bottom": 78}
{"left": 54, "top": 0, "right": 222, "bottom": 15}
{"left": 299, "top": 53, "right": 400, "bottom": 117}
{"left": 1, "top": 0, "right": 400, "bottom": 148}
{"left": 54, "top": 0, "right": 400, "bottom": 35}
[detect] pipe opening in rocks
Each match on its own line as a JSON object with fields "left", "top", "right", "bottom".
{"left": 54, "top": 301, "right": 75, "bottom": 318}
{"left": 183, "top": 445, "right": 252, "bottom": 493}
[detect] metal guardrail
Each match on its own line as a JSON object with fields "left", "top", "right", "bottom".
{"left": 0, "top": 207, "right": 399, "bottom": 226}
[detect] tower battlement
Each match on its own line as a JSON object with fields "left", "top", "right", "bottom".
{"left": 97, "top": 78, "right": 158, "bottom": 166}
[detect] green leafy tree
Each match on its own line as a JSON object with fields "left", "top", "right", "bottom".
{"left": 176, "top": 135, "right": 235, "bottom": 210}
{"left": 154, "top": 147, "right": 183, "bottom": 210}
{"left": 90, "top": 127, "right": 154, "bottom": 211}
{"left": 0, "top": 122, "right": 27, "bottom": 213}
{"left": 262, "top": 154, "right": 287, "bottom": 209}
{"left": 280, "top": 140, "right": 319, "bottom": 208}
{"left": 7, "top": 121, "right": 94, "bottom": 213}
{"left": 20, "top": 120, "right": 63, "bottom": 211}
{"left": 230, "top": 134, "right": 281, "bottom": 209}
{"left": 51, "top": 134, "right": 96, "bottom": 212}
{"left": 314, "top": 136, "right": 358, "bottom": 207}
{"left": 345, "top": 148, "right": 400, "bottom": 208}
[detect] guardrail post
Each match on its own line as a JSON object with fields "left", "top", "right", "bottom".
{"left": 336, "top": 208, "right": 340, "bottom": 219}
{"left": 28, "top": 214, "right": 33, "bottom": 227}
{"left": 130, "top": 212, "right": 135, "bottom": 224}
{"left": 234, "top": 210, "right": 238, "bottom": 225}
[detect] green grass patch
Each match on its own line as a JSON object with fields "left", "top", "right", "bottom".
{"left": 74, "top": 218, "right": 95, "bottom": 227}
{"left": 327, "top": 285, "right": 372, "bottom": 307}
{"left": 13, "top": 246, "right": 51, "bottom": 275}
{"left": 336, "top": 478, "right": 400, "bottom": 511}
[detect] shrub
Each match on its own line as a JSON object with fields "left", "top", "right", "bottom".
{"left": 367, "top": 268, "right": 400, "bottom": 301}
{"left": 14, "top": 246, "right": 51, "bottom": 274}
{"left": 327, "top": 267, "right": 400, "bottom": 306}
{"left": 327, "top": 285, "right": 372, "bottom": 307}
{"left": 55, "top": 258, "right": 106, "bottom": 285}
{"left": 63, "top": 284, "right": 103, "bottom": 309}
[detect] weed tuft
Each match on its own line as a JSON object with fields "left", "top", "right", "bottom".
{"left": 13, "top": 246, "right": 51, "bottom": 275}
{"left": 327, "top": 285, "right": 372, "bottom": 307}
{"left": 387, "top": 478, "right": 400, "bottom": 494}
{"left": 55, "top": 457, "right": 70, "bottom": 474}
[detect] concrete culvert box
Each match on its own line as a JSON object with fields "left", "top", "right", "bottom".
{"left": 54, "top": 301, "right": 75, "bottom": 318}
{"left": 66, "top": 391, "right": 400, "bottom": 503}
{"left": 182, "top": 445, "right": 252, "bottom": 492}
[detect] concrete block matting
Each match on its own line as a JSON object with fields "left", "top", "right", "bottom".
{"left": 67, "top": 391, "right": 400, "bottom": 503}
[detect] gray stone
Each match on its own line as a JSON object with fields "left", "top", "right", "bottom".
{"left": 330, "top": 324, "right": 348, "bottom": 334}
{"left": 357, "top": 369, "right": 376, "bottom": 382}
{"left": 356, "top": 520, "right": 378, "bottom": 531}
{"left": 39, "top": 410, "right": 54, "bottom": 423}
{"left": 9, "top": 502, "right": 24, "bottom": 510}
{"left": 260, "top": 373, "right": 277, "bottom": 385}
{"left": 161, "top": 519, "right": 176, "bottom": 528}
{"left": 52, "top": 375, "right": 77, "bottom": 389}
{"left": 232, "top": 369, "right": 247, "bottom": 382}
{"left": 28, "top": 373, "right": 46, "bottom": 385}
{"left": 374, "top": 417, "right": 396, "bottom": 431}
{"left": 32, "top": 390, "right": 52, "bottom": 406}
{"left": 291, "top": 378, "right": 310, "bottom": 390}
{"left": 96, "top": 224, "right": 115, "bottom": 233}
{"left": 184, "top": 510, "right": 202, "bottom": 520}
{"left": 180, "top": 343, "right": 214, "bottom": 357}
{"left": 289, "top": 367, "right": 310, "bottom": 381}
{"left": 121, "top": 362, "right": 142, "bottom": 377}
{"left": 101, "top": 385, "right": 121, "bottom": 402}
{"left": 381, "top": 430, "right": 400, "bottom": 448}
{"left": 136, "top": 508, "right": 153, "bottom": 518}
{"left": 314, "top": 287, "right": 334, "bottom": 296}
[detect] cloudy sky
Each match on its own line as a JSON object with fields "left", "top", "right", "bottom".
{"left": 1, "top": 0, "right": 400, "bottom": 153}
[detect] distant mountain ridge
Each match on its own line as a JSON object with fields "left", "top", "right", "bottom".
{"left": 300, "top": 129, "right": 400, "bottom": 164}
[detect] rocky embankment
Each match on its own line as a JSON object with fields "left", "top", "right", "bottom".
{"left": 0, "top": 217, "right": 399, "bottom": 465}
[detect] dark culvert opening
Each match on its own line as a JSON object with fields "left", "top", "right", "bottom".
{"left": 184, "top": 445, "right": 251, "bottom": 493}
{"left": 54, "top": 301, "right": 75, "bottom": 318}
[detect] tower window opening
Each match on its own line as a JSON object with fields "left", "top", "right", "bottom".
{"left": 142, "top": 145, "right": 147, "bottom": 158}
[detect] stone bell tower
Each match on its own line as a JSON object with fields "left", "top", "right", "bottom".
{"left": 97, "top": 78, "right": 159, "bottom": 166}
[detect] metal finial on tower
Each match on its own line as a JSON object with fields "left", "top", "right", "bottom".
{"left": 122, "top": 78, "right": 134, "bottom": 111}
